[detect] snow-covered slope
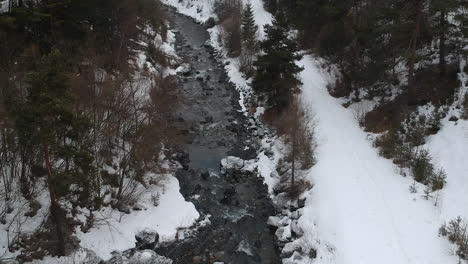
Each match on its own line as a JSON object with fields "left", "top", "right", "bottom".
{"left": 298, "top": 56, "right": 459, "bottom": 264}
{"left": 426, "top": 119, "right": 468, "bottom": 222}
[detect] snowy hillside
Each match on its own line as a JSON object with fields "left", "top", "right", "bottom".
{"left": 298, "top": 56, "right": 461, "bottom": 264}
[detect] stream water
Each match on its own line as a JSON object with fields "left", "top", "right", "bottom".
{"left": 155, "top": 8, "right": 282, "bottom": 264}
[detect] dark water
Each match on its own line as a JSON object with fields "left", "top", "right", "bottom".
{"left": 156, "top": 8, "right": 282, "bottom": 264}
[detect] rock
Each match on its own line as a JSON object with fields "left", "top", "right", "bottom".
{"left": 267, "top": 216, "right": 282, "bottom": 227}
{"left": 281, "top": 241, "right": 302, "bottom": 259}
{"left": 221, "top": 156, "right": 245, "bottom": 170}
{"left": 449, "top": 115, "right": 459, "bottom": 122}
{"left": 205, "top": 116, "right": 213, "bottom": 123}
{"left": 106, "top": 252, "right": 124, "bottom": 264}
{"left": 135, "top": 228, "right": 159, "bottom": 250}
{"left": 192, "top": 256, "right": 203, "bottom": 264}
{"left": 290, "top": 220, "right": 304, "bottom": 237}
{"left": 290, "top": 210, "right": 300, "bottom": 220}
{"left": 118, "top": 206, "right": 131, "bottom": 214}
{"left": 308, "top": 248, "right": 317, "bottom": 259}
{"left": 204, "top": 17, "right": 216, "bottom": 29}
{"left": 80, "top": 249, "right": 102, "bottom": 264}
{"left": 220, "top": 185, "right": 236, "bottom": 205}
{"left": 212, "top": 251, "right": 224, "bottom": 260}
{"left": 220, "top": 156, "right": 257, "bottom": 173}
{"left": 132, "top": 203, "right": 147, "bottom": 211}
{"left": 292, "top": 252, "right": 304, "bottom": 261}
{"left": 200, "top": 171, "right": 210, "bottom": 180}
{"left": 275, "top": 225, "right": 292, "bottom": 242}
{"left": 24, "top": 200, "right": 42, "bottom": 217}
{"left": 298, "top": 198, "right": 306, "bottom": 208}
{"left": 256, "top": 127, "right": 265, "bottom": 137}
{"left": 127, "top": 250, "right": 173, "bottom": 264}
{"left": 177, "top": 63, "right": 192, "bottom": 76}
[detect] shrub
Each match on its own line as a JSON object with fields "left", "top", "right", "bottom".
{"left": 430, "top": 168, "right": 447, "bottom": 191}
{"left": 439, "top": 217, "right": 468, "bottom": 259}
{"left": 411, "top": 149, "right": 434, "bottom": 184}
{"left": 213, "top": 0, "right": 242, "bottom": 57}
{"left": 374, "top": 129, "right": 403, "bottom": 159}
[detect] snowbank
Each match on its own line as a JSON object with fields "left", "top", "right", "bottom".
{"left": 77, "top": 176, "right": 199, "bottom": 260}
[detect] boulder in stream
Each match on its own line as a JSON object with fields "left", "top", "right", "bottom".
{"left": 135, "top": 228, "right": 159, "bottom": 250}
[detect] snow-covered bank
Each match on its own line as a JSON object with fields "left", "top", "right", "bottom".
{"left": 77, "top": 175, "right": 199, "bottom": 260}
{"left": 297, "top": 55, "right": 459, "bottom": 264}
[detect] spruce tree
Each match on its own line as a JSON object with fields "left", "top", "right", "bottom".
{"left": 241, "top": 1, "right": 258, "bottom": 53}
{"left": 252, "top": 13, "right": 303, "bottom": 109}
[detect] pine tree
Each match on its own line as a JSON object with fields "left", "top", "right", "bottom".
{"left": 14, "top": 49, "right": 93, "bottom": 255}
{"left": 252, "top": 13, "right": 303, "bottom": 109}
{"left": 429, "top": 0, "right": 461, "bottom": 74}
{"left": 241, "top": 1, "right": 258, "bottom": 53}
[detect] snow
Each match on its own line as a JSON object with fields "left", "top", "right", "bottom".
{"left": 297, "top": 55, "right": 459, "bottom": 264}
{"left": 0, "top": 0, "right": 8, "bottom": 13}
{"left": 76, "top": 175, "right": 199, "bottom": 260}
{"left": 248, "top": 0, "right": 273, "bottom": 40}
{"left": 456, "top": 57, "right": 467, "bottom": 107}
{"left": 426, "top": 119, "right": 468, "bottom": 221}
{"left": 161, "top": 0, "right": 214, "bottom": 23}
{"left": 0, "top": 179, "right": 51, "bottom": 260}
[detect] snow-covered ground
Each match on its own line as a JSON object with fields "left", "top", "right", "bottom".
{"left": 426, "top": 118, "right": 468, "bottom": 222}
{"left": 76, "top": 175, "right": 199, "bottom": 260}
{"left": 297, "top": 56, "right": 461, "bottom": 264}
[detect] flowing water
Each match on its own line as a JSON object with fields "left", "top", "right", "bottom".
{"left": 155, "top": 8, "right": 282, "bottom": 264}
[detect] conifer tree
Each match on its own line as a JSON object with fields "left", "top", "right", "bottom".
{"left": 241, "top": 1, "right": 258, "bottom": 53}
{"left": 252, "top": 13, "right": 303, "bottom": 109}
{"left": 14, "top": 50, "right": 93, "bottom": 255}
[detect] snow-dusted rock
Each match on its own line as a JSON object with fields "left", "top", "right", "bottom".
{"left": 275, "top": 225, "right": 292, "bottom": 242}
{"left": 267, "top": 216, "right": 282, "bottom": 227}
{"left": 135, "top": 228, "right": 159, "bottom": 250}
{"left": 220, "top": 156, "right": 257, "bottom": 173}
{"left": 290, "top": 220, "right": 303, "bottom": 237}
{"left": 221, "top": 156, "right": 244, "bottom": 170}
{"left": 128, "top": 250, "right": 173, "bottom": 264}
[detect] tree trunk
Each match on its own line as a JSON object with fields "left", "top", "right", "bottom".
{"left": 439, "top": 9, "right": 447, "bottom": 75}
{"left": 43, "top": 141, "right": 66, "bottom": 256}
{"left": 407, "top": 0, "right": 425, "bottom": 101}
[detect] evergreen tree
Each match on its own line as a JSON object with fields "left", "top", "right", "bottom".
{"left": 241, "top": 1, "right": 258, "bottom": 53}
{"left": 252, "top": 13, "right": 303, "bottom": 109}
{"left": 429, "top": 0, "right": 461, "bottom": 74}
{"left": 14, "top": 49, "right": 93, "bottom": 255}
